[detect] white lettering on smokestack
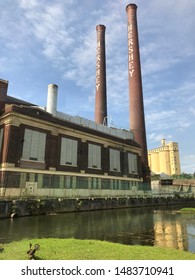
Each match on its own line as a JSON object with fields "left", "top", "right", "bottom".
{"left": 96, "top": 40, "right": 101, "bottom": 90}
{"left": 128, "top": 24, "right": 134, "bottom": 78}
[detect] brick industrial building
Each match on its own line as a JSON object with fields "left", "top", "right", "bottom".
{"left": 0, "top": 79, "right": 150, "bottom": 198}
{"left": 0, "top": 4, "right": 151, "bottom": 198}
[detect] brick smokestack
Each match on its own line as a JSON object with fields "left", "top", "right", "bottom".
{"left": 95, "top": 25, "right": 107, "bottom": 125}
{"left": 0, "top": 79, "right": 8, "bottom": 110}
{"left": 126, "top": 4, "right": 150, "bottom": 184}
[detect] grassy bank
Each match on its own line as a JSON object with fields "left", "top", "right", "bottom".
{"left": 179, "top": 208, "right": 195, "bottom": 213}
{"left": 0, "top": 238, "right": 195, "bottom": 260}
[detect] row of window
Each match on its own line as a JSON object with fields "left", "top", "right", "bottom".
{"left": 0, "top": 127, "right": 138, "bottom": 175}
{"left": 2, "top": 172, "right": 139, "bottom": 190}
{"left": 21, "top": 128, "right": 138, "bottom": 174}
{"left": 41, "top": 175, "right": 138, "bottom": 190}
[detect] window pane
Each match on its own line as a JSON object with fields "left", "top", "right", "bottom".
{"left": 128, "top": 153, "right": 138, "bottom": 174}
{"left": 22, "top": 129, "right": 46, "bottom": 162}
{"left": 30, "top": 130, "right": 39, "bottom": 160}
{"left": 110, "top": 149, "right": 120, "bottom": 172}
{"left": 0, "top": 128, "right": 4, "bottom": 153}
{"left": 88, "top": 144, "right": 101, "bottom": 169}
{"left": 38, "top": 133, "right": 46, "bottom": 161}
{"left": 60, "top": 137, "right": 78, "bottom": 166}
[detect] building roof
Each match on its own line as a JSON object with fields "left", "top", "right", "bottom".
{"left": 3, "top": 104, "right": 141, "bottom": 149}
{"left": 6, "top": 95, "right": 35, "bottom": 106}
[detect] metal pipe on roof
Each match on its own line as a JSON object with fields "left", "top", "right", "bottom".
{"left": 46, "top": 84, "right": 58, "bottom": 116}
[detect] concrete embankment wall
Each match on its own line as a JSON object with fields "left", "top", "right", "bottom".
{"left": 1, "top": 196, "right": 195, "bottom": 219}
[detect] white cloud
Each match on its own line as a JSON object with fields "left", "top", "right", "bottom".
{"left": 18, "top": 0, "right": 39, "bottom": 9}
{"left": 189, "top": 108, "right": 195, "bottom": 116}
{"left": 18, "top": 1, "right": 76, "bottom": 54}
{"left": 146, "top": 110, "right": 176, "bottom": 124}
{"left": 181, "top": 154, "right": 195, "bottom": 174}
{"left": 148, "top": 133, "right": 172, "bottom": 146}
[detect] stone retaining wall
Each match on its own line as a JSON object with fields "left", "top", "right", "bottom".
{"left": 1, "top": 196, "right": 195, "bottom": 219}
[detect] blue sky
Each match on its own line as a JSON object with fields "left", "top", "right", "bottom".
{"left": 0, "top": 0, "right": 195, "bottom": 174}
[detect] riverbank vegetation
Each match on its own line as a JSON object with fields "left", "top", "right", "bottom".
{"left": 0, "top": 238, "right": 195, "bottom": 260}
{"left": 179, "top": 208, "right": 195, "bottom": 213}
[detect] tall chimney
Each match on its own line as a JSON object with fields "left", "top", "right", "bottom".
{"left": 46, "top": 84, "right": 58, "bottom": 115}
{"left": 95, "top": 24, "right": 107, "bottom": 125}
{"left": 126, "top": 4, "right": 150, "bottom": 184}
{"left": 0, "top": 79, "right": 8, "bottom": 110}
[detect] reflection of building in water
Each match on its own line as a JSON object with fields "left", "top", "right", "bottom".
{"left": 154, "top": 213, "right": 188, "bottom": 251}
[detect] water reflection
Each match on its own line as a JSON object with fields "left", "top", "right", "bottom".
{"left": 0, "top": 206, "right": 195, "bottom": 253}
{"left": 154, "top": 211, "right": 187, "bottom": 250}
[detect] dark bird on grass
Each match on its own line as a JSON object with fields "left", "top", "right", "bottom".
{"left": 27, "top": 243, "right": 40, "bottom": 260}
{"left": 0, "top": 247, "right": 4, "bottom": 253}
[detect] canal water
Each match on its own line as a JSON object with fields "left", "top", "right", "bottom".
{"left": 1, "top": 205, "right": 195, "bottom": 253}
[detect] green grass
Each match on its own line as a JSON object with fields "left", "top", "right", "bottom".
{"left": 179, "top": 208, "right": 195, "bottom": 213}
{"left": 0, "top": 238, "right": 195, "bottom": 260}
